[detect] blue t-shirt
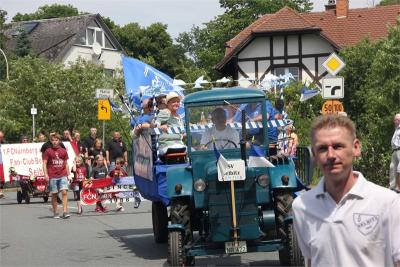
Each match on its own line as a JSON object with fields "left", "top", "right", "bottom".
{"left": 130, "top": 113, "right": 154, "bottom": 127}
{"left": 265, "top": 101, "right": 278, "bottom": 143}
{"left": 233, "top": 101, "right": 278, "bottom": 143}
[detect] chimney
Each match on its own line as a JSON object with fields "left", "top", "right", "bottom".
{"left": 336, "top": 0, "right": 349, "bottom": 18}
{"left": 325, "top": 0, "right": 336, "bottom": 12}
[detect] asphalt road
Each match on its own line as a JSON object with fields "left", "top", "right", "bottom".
{"left": 0, "top": 191, "right": 279, "bottom": 266}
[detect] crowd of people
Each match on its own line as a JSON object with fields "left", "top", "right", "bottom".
{"left": 0, "top": 127, "right": 135, "bottom": 217}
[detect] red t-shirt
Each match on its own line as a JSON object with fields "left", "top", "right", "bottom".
{"left": 109, "top": 168, "right": 128, "bottom": 178}
{"left": 73, "top": 166, "right": 87, "bottom": 182}
{"left": 44, "top": 147, "right": 69, "bottom": 179}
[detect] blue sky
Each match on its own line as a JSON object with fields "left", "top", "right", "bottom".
{"left": 2, "top": 0, "right": 380, "bottom": 38}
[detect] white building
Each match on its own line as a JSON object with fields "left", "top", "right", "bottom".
{"left": 5, "top": 14, "right": 124, "bottom": 76}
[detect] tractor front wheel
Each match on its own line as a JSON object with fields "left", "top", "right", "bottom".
{"left": 274, "top": 190, "right": 303, "bottom": 266}
{"left": 168, "top": 198, "right": 194, "bottom": 266}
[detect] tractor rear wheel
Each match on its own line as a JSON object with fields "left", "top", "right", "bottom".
{"left": 274, "top": 190, "right": 303, "bottom": 266}
{"left": 152, "top": 201, "right": 168, "bottom": 243}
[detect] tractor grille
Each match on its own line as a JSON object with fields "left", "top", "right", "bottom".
{"left": 207, "top": 179, "right": 259, "bottom": 242}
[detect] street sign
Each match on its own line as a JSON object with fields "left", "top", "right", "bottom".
{"left": 322, "top": 77, "right": 344, "bottom": 99}
{"left": 96, "top": 88, "right": 114, "bottom": 99}
{"left": 30, "top": 107, "right": 37, "bottom": 115}
{"left": 98, "top": 99, "right": 111, "bottom": 120}
{"left": 321, "top": 100, "right": 345, "bottom": 115}
{"left": 322, "top": 53, "right": 345, "bottom": 76}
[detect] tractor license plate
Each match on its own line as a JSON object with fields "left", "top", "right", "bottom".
{"left": 225, "top": 241, "right": 247, "bottom": 254}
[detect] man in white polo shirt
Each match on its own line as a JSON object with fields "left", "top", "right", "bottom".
{"left": 293, "top": 115, "right": 400, "bottom": 267}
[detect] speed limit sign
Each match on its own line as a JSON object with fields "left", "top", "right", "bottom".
{"left": 321, "top": 100, "right": 344, "bottom": 115}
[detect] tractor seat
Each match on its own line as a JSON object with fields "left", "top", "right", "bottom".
{"left": 161, "top": 147, "right": 187, "bottom": 164}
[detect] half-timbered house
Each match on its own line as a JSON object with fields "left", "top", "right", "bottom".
{"left": 215, "top": 0, "right": 400, "bottom": 87}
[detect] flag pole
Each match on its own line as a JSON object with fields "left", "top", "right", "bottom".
{"left": 230, "top": 178, "right": 238, "bottom": 243}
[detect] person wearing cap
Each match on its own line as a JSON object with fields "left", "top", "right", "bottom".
{"left": 155, "top": 91, "right": 185, "bottom": 156}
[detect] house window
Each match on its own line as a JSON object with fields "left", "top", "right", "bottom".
{"left": 274, "top": 67, "right": 299, "bottom": 81}
{"left": 86, "top": 27, "right": 104, "bottom": 47}
{"left": 104, "top": 69, "right": 114, "bottom": 78}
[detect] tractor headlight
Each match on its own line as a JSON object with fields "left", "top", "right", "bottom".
{"left": 257, "top": 174, "right": 269, "bottom": 187}
{"left": 194, "top": 179, "right": 206, "bottom": 192}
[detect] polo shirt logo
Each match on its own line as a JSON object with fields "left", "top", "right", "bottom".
{"left": 353, "top": 213, "right": 379, "bottom": 236}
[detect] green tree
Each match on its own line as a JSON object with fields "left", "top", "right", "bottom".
{"left": 0, "top": 9, "right": 9, "bottom": 80}
{"left": 339, "top": 18, "right": 400, "bottom": 186}
{"left": 14, "top": 28, "right": 32, "bottom": 57}
{"left": 0, "top": 56, "right": 130, "bottom": 143}
{"left": 12, "top": 4, "right": 80, "bottom": 22}
{"left": 378, "top": 0, "right": 400, "bottom": 6}
{"left": 177, "top": 0, "right": 313, "bottom": 79}
{"left": 114, "top": 22, "right": 189, "bottom": 77}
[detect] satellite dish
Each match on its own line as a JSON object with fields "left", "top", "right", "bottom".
{"left": 92, "top": 42, "right": 102, "bottom": 56}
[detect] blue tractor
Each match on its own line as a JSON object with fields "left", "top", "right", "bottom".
{"left": 133, "top": 88, "right": 304, "bottom": 266}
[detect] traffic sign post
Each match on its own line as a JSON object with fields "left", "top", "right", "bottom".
{"left": 322, "top": 53, "right": 346, "bottom": 76}
{"left": 98, "top": 100, "right": 111, "bottom": 121}
{"left": 98, "top": 99, "right": 111, "bottom": 147}
{"left": 321, "top": 100, "right": 345, "bottom": 115}
{"left": 31, "top": 104, "right": 37, "bottom": 141}
{"left": 322, "top": 77, "right": 344, "bottom": 99}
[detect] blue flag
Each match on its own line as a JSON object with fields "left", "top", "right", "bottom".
{"left": 122, "top": 56, "right": 184, "bottom": 110}
{"left": 300, "top": 86, "right": 319, "bottom": 102}
{"left": 108, "top": 98, "right": 123, "bottom": 113}
{"left": 213, "top": 142, "right": 229, "bottom": 181}
{"left": 248, "top": 144, "right": 275, "bottom": 167}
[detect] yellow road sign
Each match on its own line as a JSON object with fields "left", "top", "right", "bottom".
{"left": 98, "top": 99, "right": 111, "bottom": 120}
{"left": 322, "top": 53, "right": 345, "bottom": 76}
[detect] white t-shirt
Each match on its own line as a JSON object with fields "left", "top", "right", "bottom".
{"left": 392, "top": 126, "right": 400, "bottom": 150}
{"left": 293, "top": 172, "right": 400, "bottom": 267}
{"left": 200, "top": 126, "right": 239, "bottom": 150}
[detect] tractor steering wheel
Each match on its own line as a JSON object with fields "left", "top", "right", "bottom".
{"left": 204, "top": 139, "right": 238, "bottom": 150}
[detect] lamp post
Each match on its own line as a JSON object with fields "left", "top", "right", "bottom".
{"left": 0, "top": 48, "right": 9, "bottom": 80}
